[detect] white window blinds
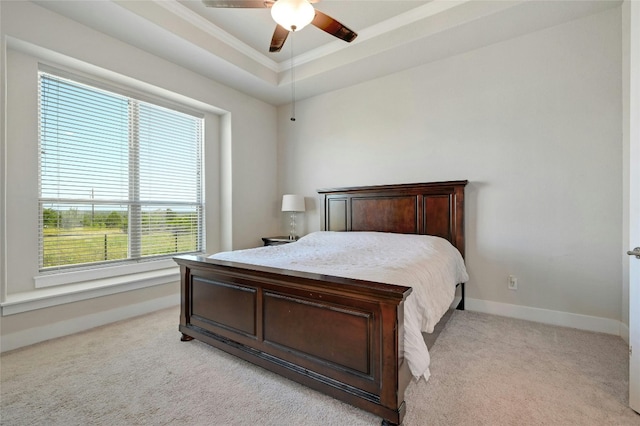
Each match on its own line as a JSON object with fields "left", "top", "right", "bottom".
{"left": 38, "top": 71, "right": 204, "bottom": 271}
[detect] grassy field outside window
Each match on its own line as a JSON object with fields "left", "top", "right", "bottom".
{"left": 43, "top": 228, "right": 198, "bottom": 268}
{"left": 42, "top": 209, "right": 199, "bottom": 269}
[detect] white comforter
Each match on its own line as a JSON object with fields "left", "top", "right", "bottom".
{"left": 209, "top": 231, "right": 469, "bottom": 381}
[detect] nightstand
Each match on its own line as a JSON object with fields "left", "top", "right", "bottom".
{"left": 262, "top": 236, "right": 297, "bottom": 246}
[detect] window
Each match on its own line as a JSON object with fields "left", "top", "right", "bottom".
{"left": 38, "top": 71, "right": 204, "bottom": 272}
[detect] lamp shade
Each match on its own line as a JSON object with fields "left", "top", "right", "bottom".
{"left": 270, "top": 0, "right": 315, "bottom": 32}
{"left": 282, "top": 194, "right": 305, "bottom": 212}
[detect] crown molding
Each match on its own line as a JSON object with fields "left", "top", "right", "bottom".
{"left": 155, "top": 0, "right": 475, "bottom": 75}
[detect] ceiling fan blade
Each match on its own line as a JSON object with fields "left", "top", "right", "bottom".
{"left": 270, "top": 25, "right": 289, "bottom": 52}
{"left": 202, "top": 0, "right": 272, "bottom": 8}
{"left": 311, "top": 10, "right": 357, "bottom": 43}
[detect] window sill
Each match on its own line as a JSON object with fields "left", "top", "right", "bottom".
{"left": 1, "top": 263, "right": 180, "bottom": 316}
{"left": 34, "top": 259, "right": 180, "bottom": 288}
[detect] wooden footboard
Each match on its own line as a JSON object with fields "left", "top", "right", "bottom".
{"left": 176, "top": 254, "right": 413, "bottom": 425}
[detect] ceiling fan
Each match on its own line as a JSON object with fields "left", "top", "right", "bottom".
{"left": 202, "top": 0, "right": 358, "bottom": 53}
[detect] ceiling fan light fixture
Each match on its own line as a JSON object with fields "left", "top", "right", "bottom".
{"left": 270, "top": 0, "right": 315, "bottom": 32}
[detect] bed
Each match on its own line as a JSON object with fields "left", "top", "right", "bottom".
{"left": 175, "top": 180, "right": 468, "bottom": 425}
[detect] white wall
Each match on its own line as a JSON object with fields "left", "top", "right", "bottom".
{"left": 0, "top": 1, "right": 278, "bottom": 349}
{"left": 278, "top": 7, "right": 623, "bottom": 327}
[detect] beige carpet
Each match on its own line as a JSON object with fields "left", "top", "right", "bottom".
{"left": 1, "top": 307, "right": 638, "bottom": 426}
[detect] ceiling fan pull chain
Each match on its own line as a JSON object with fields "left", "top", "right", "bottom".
{"left": 290, "top": 29, "right": 296, "bottom": 121}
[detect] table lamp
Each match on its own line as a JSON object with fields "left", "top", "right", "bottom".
{"left": 281, "top": 194, "right": 305, "bottom": 240}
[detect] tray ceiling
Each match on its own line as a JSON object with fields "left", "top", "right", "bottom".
{"left": 33, "top": 0, "right": 620, "bottom": 105}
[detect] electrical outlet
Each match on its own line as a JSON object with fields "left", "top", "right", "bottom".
{"left": 508, "top": 275, "right": 518, "bottom": 290}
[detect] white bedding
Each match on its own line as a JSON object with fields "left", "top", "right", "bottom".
{"left": 209, "top": 231, "right": 469, "bottom": 381}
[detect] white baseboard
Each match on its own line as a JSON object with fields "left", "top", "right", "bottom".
{"left": 0, "top": 294, "right": 179, "bottom": 353}
{"left": 620, "top": 322, "right": 630, "bottom": 344}
{"left": 466, "top": 298, "right": 626, "bottom": 338}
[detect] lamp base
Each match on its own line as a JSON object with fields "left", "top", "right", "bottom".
{"left": 289, "top": 212, "right": 298, "bottom": 240}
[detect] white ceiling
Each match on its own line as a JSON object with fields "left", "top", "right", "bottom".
{"left": 178, "top": 0, "right": 428, "bottom": 62}
{"left": 33, "top": 0, "right": 620, "bottom": 106}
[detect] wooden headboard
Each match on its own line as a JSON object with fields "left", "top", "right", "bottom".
{"left": 318, "top": 181, "right": 468, "bottom": 257}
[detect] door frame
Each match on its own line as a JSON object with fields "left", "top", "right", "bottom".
{"left": 623, "top": 0, "right": 640, "bottom": 414}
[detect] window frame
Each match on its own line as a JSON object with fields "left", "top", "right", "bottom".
{"left": 37, "top": 66, "right": 206, "bottom": 277}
